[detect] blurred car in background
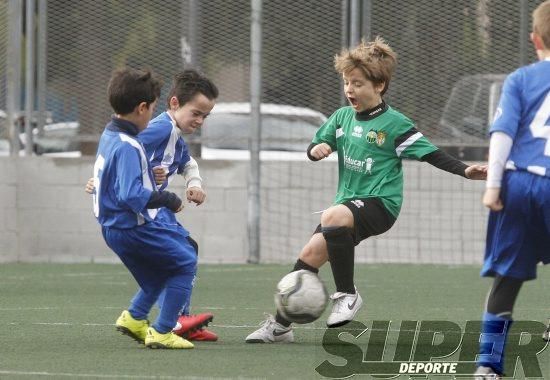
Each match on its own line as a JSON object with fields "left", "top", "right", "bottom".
{"left": 14, "top": 120, "right": 81, "bottom": 157}
{"left": 438, "top": 74, "right": 506, "bottom": 160}
{"left": 0, "top": 109, "right": 80, "bottom": 157}
{"left": 196, "top": 102, "right": 328, "bottom": 161}
{"left": 30, "top": 121, "right": 81, "bottom": 157}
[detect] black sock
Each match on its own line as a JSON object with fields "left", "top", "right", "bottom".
{"left": 292, "top": 258, "right": 319, "bottom": 274}
{"left": 322, "top": 226, "right": 355, "bottom": 294}
{"left": 275, "top": 311, "right": 292, "bottom": 327}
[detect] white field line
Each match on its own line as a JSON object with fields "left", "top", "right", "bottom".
{"left": 0, "top": 370, "right": 263, "bottom": 380}
{"left": 3, "top": 321, "right": 328, "bottom": 330}
{"left": 0, "top": 306, "right": 266, "bottom": 311}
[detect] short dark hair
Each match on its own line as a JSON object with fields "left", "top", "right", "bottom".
{"left": 166, "top": 69, "right": 219, "bottom": 108}
{"left": 108, "top": 67, "right": 163, "bottom": 115}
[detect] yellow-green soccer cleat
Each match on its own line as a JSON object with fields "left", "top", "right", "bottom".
{"left": 115, "top": 310, "right": 149, "bottom": 344}
{"left": 145, "top": 327, "right": 194, "bottom": 349}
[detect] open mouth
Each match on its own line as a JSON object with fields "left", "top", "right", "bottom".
{"left": 347, "top": 97, "right": 359, "bottom": 108}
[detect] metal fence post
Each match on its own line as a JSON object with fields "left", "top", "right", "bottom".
{"left": 37, "top": 0, "right": 47, "bottom": 136}
{"left": 248, "top": 0, "right": 262, "bottom": 264}
{"left": 7, "top": 0, "right": 23, "bottom": 156}
{"left": 24, "top": 0, "right": 36, "bottom": 156}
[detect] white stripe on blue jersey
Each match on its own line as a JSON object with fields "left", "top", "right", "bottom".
{"left": 139, "top": 112, "right": 191, "bottom": 191}
{"left": 94, "top": 120, "right": 158, "bottom": 228}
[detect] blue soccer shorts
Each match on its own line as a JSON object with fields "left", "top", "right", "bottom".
{"left": 102, "top": 221, "right": 197, "bottom": 292}
{"left": 482, "top": 170, "right": 550, "bottom": 280}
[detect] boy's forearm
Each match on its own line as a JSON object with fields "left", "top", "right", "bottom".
{"left": 146, "top": 191, "right": 182, "bottom": 212}
{"left": 421, "top": 149, "right": 468, "bottom": 177}
{"left": 486, "top": 132, "right": 513, "bottom": 188}
{"left": 181, "top": 156, "right": 202, "bottom": 188}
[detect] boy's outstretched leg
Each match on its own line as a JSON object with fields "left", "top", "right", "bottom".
{"left": 245, "top": 258, "right": 320, "bottom": 343}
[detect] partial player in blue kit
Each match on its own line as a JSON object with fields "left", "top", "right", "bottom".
{"left": 92, "top": 67, "right": 196, "bottom": 349}
{"left": 88, "top": 70, "right": 219, "bottom": 341}
{"left": 474, "top": 1, "right": 550, "bottom": 378}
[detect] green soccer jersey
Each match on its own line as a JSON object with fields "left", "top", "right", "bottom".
{"left": 312, "top": 105, "right": 438, "bottom": 217}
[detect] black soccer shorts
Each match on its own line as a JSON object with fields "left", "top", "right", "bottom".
{"left": 314, "top": 197, "right": 396, "bottom": 245}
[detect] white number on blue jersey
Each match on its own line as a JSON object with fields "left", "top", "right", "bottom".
{"left": 529, "top": 92, "right": 550, "bottom": 157}
{"left": 92, "top": 155, "right": 105, "bottom": 218}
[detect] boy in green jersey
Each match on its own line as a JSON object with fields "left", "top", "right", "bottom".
{"left": 246, "top": 37, "right": 487, "bottom": 343}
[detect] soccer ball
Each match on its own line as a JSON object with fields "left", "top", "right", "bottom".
{"left": 274, "top": 270, "right": 329, "bottom": 324}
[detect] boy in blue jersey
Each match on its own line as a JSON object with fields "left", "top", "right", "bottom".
{"left": 88, "top": 70, "right": 219, "bottom": 341}
{"left": 474, "top": 1, "right": 550, "bottom": 378}
{"left": 141, "top": 70, "right": 219, "bottom": 341}
{"left": 93, "top": 67, "right": 196, "bottom": 349}
{"left": 246, "top": 38, "right": 487, "bottom": 343}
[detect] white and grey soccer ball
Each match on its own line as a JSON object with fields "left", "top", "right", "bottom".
{"left": 274, "top": 270, "right": 329, "bottom": 324}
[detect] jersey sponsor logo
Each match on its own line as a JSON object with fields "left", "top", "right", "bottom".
{"left": 344, "top": 153, "right": 375, "bottom": 174}
{"left": 365, "top": 157, "right": 374, "bottom": 174}
{"left": 352, "top": 126, "right": 364, "bottom": 138}
{"left": 366, "top": 130, "right": 377, "bottom": 143}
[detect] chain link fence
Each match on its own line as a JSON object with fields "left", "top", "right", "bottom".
{"left": 0, "top": 0, "right": 545, "bottom": 262}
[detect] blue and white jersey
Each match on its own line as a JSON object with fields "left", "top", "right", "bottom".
{"left": 93, "top": 118, "right": 158, "bottom": 228}
{"left": 491, "top": 58, "right": 550, "bottom": 177}
{"left": 139, "top": 112, "right": 191, "bottom": 191}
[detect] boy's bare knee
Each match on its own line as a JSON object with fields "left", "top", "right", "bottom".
{"left": 321, "top": 206, "right": 353, "bottom": 227}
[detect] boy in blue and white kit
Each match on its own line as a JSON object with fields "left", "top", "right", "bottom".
{"left": 93, "top": 67, "right": 196, "bottom": 349}
{"left": 474, "top": 1, "right": 550, "bottom": 378}
{"left": 140, "top": 70, "right": 219, "bottom": 341}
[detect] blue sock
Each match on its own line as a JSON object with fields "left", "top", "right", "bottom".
{"left": 157, "top": 274, "right": 195, "bottom": 316}
{"left": 477, "top": 312, "right": 512, "bottom": 374}
{"left": 182, "top": 274, "right": 196, "bottom": 315}
{"left": 128, "top": 287, "right": 162, "bottom": 320}
{"left": 152, "top": 272, "right": 194, "bottom": 333}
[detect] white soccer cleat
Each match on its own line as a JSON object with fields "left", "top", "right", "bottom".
{"left": 245, "top": 314, "right": 294, "bottom": 343}
{"left": 473, "top": 366, "right": 501, "bottom": 380}
{"left": 326, "top": 289, "right": 363, "bottom": 328}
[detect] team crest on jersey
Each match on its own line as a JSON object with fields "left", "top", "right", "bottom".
{"left": 352, "top": 126, "right": 363, "bottom": 138}
{"left": 376, "top": 131, "right": 386, "bottom": 146}
{"left": 366, "top": 130, "right": 377, "bottom": 143}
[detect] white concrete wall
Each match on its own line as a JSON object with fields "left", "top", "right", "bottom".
{"left": 0, "top": 157, "right": 488, "bottom": 264}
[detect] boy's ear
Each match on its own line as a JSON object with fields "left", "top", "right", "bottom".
{"left": 531, "top": 32, "right": 545, "bottom": 51}
{"left": 169, "top": 96, "right": 180, "bottom": 110}
{"left": 136, "top": 101, "right": 149, "bottom": 114}
{"left": 375, "top": 81, "right": 386, "bottom": 94}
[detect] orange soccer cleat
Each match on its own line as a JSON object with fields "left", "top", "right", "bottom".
{"left": 172, "top": 313, "right": 213, "bottom": 336}
{"left": 185, "top": 328, "right": 218, "bottom": 341}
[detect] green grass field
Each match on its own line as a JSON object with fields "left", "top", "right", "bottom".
{"left": 0, "top": 263, "right": 548, "bottom": 379}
